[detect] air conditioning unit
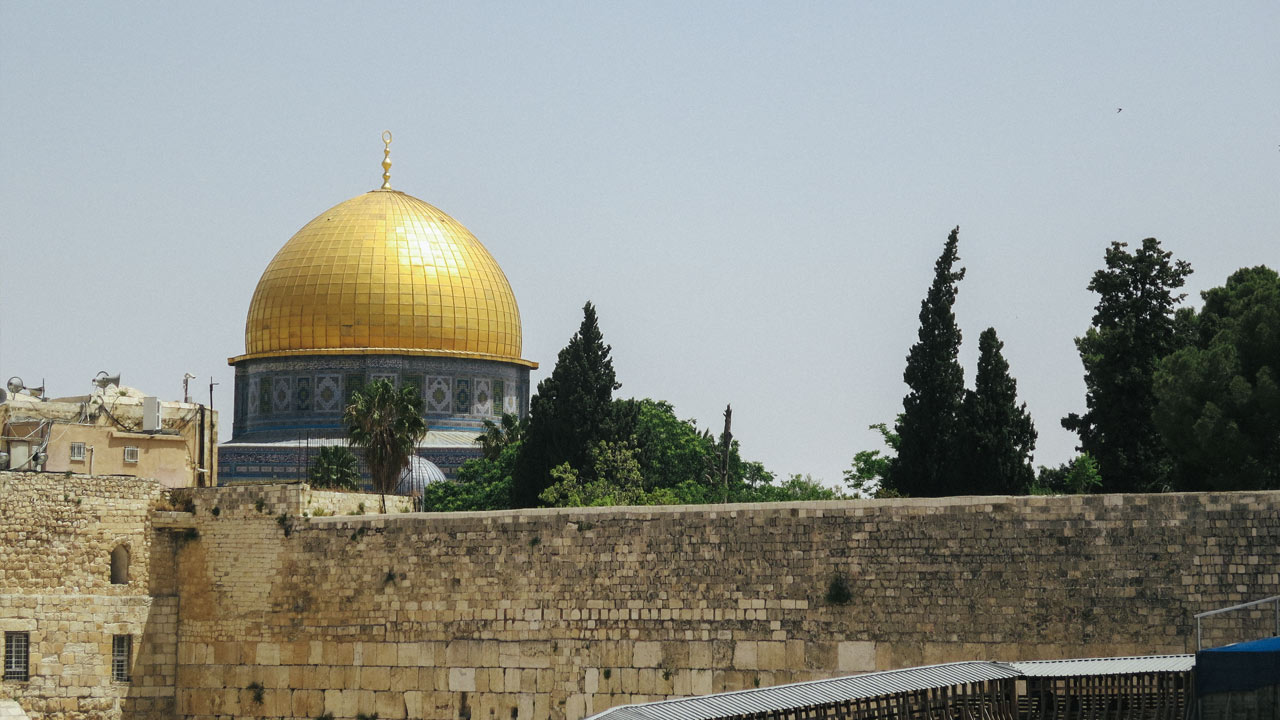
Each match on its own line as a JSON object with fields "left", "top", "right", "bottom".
{"left": 142, "top": 397, "right": 161, "bottom": 432}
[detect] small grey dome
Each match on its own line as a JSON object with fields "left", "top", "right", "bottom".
{"left": 396, "top": 456, "right": 447, "bottom": 496}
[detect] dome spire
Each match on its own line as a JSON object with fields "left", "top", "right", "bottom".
{"left": 380, "top": 130, "right": 393, "bottom": 190}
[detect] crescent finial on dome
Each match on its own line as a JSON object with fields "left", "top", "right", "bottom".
{"left": 380, "top": 130, "right": 393, "bottom": 190}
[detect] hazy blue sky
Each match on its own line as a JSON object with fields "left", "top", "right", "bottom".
{"left": 2, "top": 2, "right": 1277, "bottom": 487}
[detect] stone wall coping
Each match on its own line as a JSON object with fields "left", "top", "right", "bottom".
{"left": 296, "top": 488, "right": 1280, "bottom": 524}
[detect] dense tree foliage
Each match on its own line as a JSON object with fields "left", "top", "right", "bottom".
{"left": 885, "top": 228, "right": 967, "bottom": 497}
{"left": 534, "top": 399, "right": 840, "bottom": 507}
{"left": 959, "top": 328, "right": 1037, "bottom": 494}
{"left": 421, "top": 440, "right": 520, "bottom": 512}
{"left": 308, "top": 445, "right": 362, "bottom": 491}
{"left": 844, "top": 420, "right": 899, "bottom": 498}
{"left": 478, "top": 413, "right": 522, "bottom": 461}
{"left": 1062, "top": 238, "right": 1192, "bottom": 492}
{"left": 1154, "top": 266, "right": 1280, "bottom": 490}
{"left": 750, "top": 474, "right": 842, "bottom": 502}
{"left": 343, "top": 379, "right": 428, "bottom": 498}
{"left": 1033, "top": 453, "right": 1103, "bottom": 495}
{"left": 421, "top": 415, "right": 523, "bottom": 512}
{"left": 610, "top": 398, "right": 717, "bottom": 493}
{"left": 514, "top": 302, "right": 619, "bottom": 506}
{"left": 539, "top": 440, "right": 648, "bottom": 507}
{"left": 427, "top": 394, "right": 839, "bottom": 511}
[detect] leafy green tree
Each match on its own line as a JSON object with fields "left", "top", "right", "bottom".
{"left": 343, "top": 379, "right": 428, "bottom": 500}
{"left": 1154, "top": 266, "right": 1280, "bottom": 490}
{"left": 536, "top": 437, "right": 839, "bottom": 507}
{"left": 539, "top": 440, "right": 648, "bottom": 507}
{"left": 1033, "top": 452, "right": 1103, "bottom": 495}
{"left": 514, "top": 302, "right": 619, "bottom": 506}
{"left": 611, "top": 398, "right": 718, "bottom": 492}
{"left": 1062, "top": 238, "right": 1192, "bottom": 492}
{"left": 743, "top": 474, "right": 843, "bottom": 502}
{"left": 959, "top": 327, "right": 1037, "bottom": 494}
{"left": 421, "top": 441, "right": 519, "bottom": 512}
{"left": 886, "top": 227, "right": 967, "bottom": 497}
{"left": 844, "top": 420, "right": 900, "bottom": 498}
{"left": 308, "top": 445, "right": 361, "bottom": 491}
{"left": 421, "top": 413, "right": 524, "bottom": 512}
{"left": 479, "top": 413, "right": 523, "bottom": 461}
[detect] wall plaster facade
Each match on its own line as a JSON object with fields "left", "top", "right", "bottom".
{"left": 2, "top": 472, "right": 1278, "bottom": 720}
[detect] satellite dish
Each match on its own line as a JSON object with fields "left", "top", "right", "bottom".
{"left": 0, "top": 387, "right": 7, "bottom": 404}
{"left": 6, "top": 377, "right": 23, "bottom": 394}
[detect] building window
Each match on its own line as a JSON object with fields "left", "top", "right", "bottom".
{"left": 69, "top": 442, "right": 86, "bottom": 461}
{"left": 110, "top": 545, "right": 130, "bottom": 585}
{"left": 4, "top": 632, "right": 28, "bottom": 681}
{"left": 111, "top": 635, "right": 131, "bottom": 682}
{"left": 123, "top": 446, "right": 139, "bottom": 464}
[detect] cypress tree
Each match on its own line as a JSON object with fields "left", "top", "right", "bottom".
{"left": 1062, "top": 238, "right": 1191, "bottom": 492}
{"left": 960, "top": 327, "right": 1037, "bottom": 494}
{"left": 886, "top": 227, "right": 967, "bottom": 497}
{"left": 513, "top": 301, "right": 619, "bottom": 506}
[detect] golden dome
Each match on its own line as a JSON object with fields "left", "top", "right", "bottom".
{"left": 232, "top": 188, "right": 534, "bottom": 367}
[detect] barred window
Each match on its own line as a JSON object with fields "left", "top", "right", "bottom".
{"left": 4, "top": 632, "right": 29, "bottom": 681}
{"left": 111, "top": 635, "right": 131, "bottom": 682}
{"left": 69, "top": 442, "right": 86, "bottom": 461}
{"left": 123, "top": 446, "right": 139, "bottom": 464}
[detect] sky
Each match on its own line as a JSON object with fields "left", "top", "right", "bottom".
{"left": 1, "top": 2, "right": 1277, "bottom": 487}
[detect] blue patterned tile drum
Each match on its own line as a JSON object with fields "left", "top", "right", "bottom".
{"left": 219, "top": 141, "right": 535, "bottom": 483}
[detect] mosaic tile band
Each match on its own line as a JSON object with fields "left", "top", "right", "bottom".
{"left": 230, "top": 354, "right": 530, "bottom": 441}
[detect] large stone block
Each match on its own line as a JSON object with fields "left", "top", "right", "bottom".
{"left": 837, "top": 641, "right": 876, "bottom": 672}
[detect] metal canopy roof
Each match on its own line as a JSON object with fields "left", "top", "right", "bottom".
{"left": 585, "top": 661, "right": 1021, "bottom": 720}
{"left": 1009, "top": 655, "right": 1195, "bottom": 676}
{"left": 586, "top": 655, "right": 1195, "bottom": 720}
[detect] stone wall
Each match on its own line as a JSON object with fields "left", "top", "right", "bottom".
{"left": 0, "top": 472, "right": 179, "bottom": 720}
{"left": 173, "top": 486, "right": 1280, "bottom": 720}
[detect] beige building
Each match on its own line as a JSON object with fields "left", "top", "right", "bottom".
{"left": 0, "top": 382, "right": 217, "bottom": 488}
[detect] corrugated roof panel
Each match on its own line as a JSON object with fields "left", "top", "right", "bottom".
{"left": 587, "top": 655, "right": 1198, "bottom": 720}
{"left": 1009, "top": 655, "right": 1195, "bottom": 676}
{"left": 584, "top": 661, "right": 1020, "bottom": 720}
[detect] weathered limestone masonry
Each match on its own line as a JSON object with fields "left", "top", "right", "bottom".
{"left": 0, "top": 472, "right": 180, "bottom": 720}
{"left": 174, "top": 486, "right": 1280, "bottom": 720}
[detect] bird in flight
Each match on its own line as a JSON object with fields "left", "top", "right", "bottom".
{"left": 1116, "top": 108, "right": 1123, "bottom": 113}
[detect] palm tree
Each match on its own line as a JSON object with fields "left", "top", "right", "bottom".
{"left": 308, "top": 445, "right": 362, "bottom": 491}
{"left": 343, "top": 379, "right": 427, "bottom": 505}
{"left": 478, "top": 413, "right": 523, "bottom": 461}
